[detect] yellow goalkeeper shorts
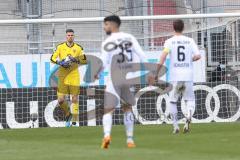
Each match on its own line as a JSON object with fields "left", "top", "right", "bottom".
{"left": 57, "top": 76, "right": 80, "bottom": 96}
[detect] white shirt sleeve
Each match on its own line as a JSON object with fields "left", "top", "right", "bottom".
{"left": 100, "top": 42, "right": 110, "bottom": 69}
{"left": 131, "top": 35, "right": 147, "bottom": 63}
{"left": 163, "top": 40, "right": 171, "bottom": 53}
{"left": 191, "top": 39, "right": 200, "bottom": 56}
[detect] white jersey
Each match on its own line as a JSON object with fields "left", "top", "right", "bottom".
{"left": 164, "top": 35, "right": 200, "bottom": 82}
{"left": 100, "top": 32, "right": 146, "bottom": 99}
{"left": 101, "top": 32, "right": 146, "bottom": 76}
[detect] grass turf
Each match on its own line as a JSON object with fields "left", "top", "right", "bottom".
{"left": 0, "top": 123, "right": 239, "bottom": 160}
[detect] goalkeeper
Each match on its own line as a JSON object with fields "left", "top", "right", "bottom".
{"left": 50, "top": 29, "right": 87, "bottom": 127}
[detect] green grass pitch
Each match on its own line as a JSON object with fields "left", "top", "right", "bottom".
{"left": 0, "top": 123, "right": 239, "bottom": 160}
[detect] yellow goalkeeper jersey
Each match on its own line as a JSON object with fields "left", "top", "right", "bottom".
{"left": 50, "top": 42, "right": 87, "bottom": 86}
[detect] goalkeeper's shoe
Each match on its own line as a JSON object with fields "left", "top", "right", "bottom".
{"left": 71, "top": 122, "right": 79, "bottom": 127}
{"left": 65, "top": 113, "right": 72, "bottom": 128}
{"left": 183, "top": 119, "right": 191, "bottom": 133}
{"left": 101, "top": 136, "right": 111, "bottom": 149}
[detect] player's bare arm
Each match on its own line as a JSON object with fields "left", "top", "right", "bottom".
{"left": 148, "top": 50, "right": 168, "bottom": 85}
{"left": 94, "top": 66, "right": 104, "bottom": 80}
{"left": 192, "top": 54, "right": 201, "bottom": 61}
{"left": 156, "top": 51, "right": 168, "bottom": 77}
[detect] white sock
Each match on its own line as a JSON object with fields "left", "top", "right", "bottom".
{"left": 103, "top": 112, "right": 112, "bottom": 138}
{"left": 186, "top": 100, "right": 195, "bottom": 121}
{"left": 170, "top": 102, "right": 179, "bottom": 129}
{"left": 124, "top": 111, "right": 134, "bottom": 143}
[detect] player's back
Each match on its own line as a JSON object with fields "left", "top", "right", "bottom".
{"left": 101, "top": 32, "right": 146, "bottom": 70}
{"left": 165, "top": 35, "right": 199, "bottom": 82}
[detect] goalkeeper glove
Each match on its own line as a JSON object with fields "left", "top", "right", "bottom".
{"left": 57, "top": 60, "right": 71, "bottom": 68}
{"left": 68, "top": 55, "right": 79, "bottom": 63}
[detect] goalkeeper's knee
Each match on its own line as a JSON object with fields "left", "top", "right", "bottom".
{"left": 58, "top": 97, "right": 65, "bottom": 105}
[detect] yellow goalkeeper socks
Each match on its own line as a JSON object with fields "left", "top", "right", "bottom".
{"left": 71, "top": 102, "right": 79, "bottom": 123}
{"left": 59, "top": 101, "right": 70, "bottom": 117}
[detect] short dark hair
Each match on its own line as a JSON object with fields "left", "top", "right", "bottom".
{"left": 104, "top": 15, "right": 121, "bottom": 27}
{"left": 66, "top": 29, "right": 74, "bottom": 33}
{"left": 173, "top": 19, "right": 184, "bottom": 32}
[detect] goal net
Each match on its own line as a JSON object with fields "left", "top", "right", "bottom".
{"left": 0, "top": 14, "right": 239, "bottom": 129}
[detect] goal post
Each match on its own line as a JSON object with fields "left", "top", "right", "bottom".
{"left": 0, "top": 12, "right": 240, "bottom": 23}
{"left": 0, "top": 13, "right": 239, "bottom": 129}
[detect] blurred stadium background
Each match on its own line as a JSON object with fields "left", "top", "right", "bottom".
{"left": 0, "top": 0, "right": 239, "bottom": 129}
{"left": 0, "top": 1, "right": 240, "bottom": 160}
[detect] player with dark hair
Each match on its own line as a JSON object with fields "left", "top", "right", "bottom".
{"left": 95, "top": 15, "right": 147, "bottom": 148}
{"left": 51, "top": 29, "right": 87, "bottom": 127}
{"left": 152, "top": 19, "right": 201, "bottom": 133}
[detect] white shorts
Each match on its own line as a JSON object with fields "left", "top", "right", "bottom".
{"left": 169, "top": 81, "right": 195, "bottom": 102}
{"left": 104, "top": 80, "right": 135, "bottom": 108}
